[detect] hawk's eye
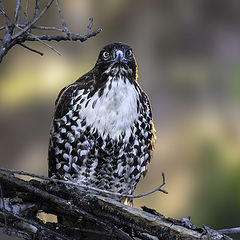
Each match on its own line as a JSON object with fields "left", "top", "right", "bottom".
{"left": 126, "top": 49, "right": 133, "bottom": 57}
{"left": 102, "top": 51, "right": 110, "bottom": 59}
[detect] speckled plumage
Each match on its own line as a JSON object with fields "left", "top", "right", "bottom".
{"left": 48, "top": 43, "right": 156, "bottom": 202}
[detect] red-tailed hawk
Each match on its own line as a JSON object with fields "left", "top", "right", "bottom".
{"left": 48, "top": 42, "right": 156, "bottom": 203}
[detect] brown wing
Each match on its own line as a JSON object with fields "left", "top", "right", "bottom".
{"left": 48, "top": 72, "right": 95, "bottom": 177}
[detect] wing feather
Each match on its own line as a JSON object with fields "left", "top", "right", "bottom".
{"left": 48, "top": 72, "right": 95, "bottom": 177}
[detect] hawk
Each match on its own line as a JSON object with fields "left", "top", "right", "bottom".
{"left": 48, "top": 42, "right": 156, "bottom": 202}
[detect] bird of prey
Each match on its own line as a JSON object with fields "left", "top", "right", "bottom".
{"left": 48, "top": 42, "right": 156, "bottom": 203}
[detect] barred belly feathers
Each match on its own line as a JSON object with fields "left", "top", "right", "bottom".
{"left": 48, "top": 42, "right": 156, "bottom": 202}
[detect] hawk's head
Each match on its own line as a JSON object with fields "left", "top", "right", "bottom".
{"left": 95, "top": 43, "right": 138, "bottom": 82}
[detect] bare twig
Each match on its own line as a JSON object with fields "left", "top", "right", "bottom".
{"left": 12, "top": 0, "right": 55, "bottom": 40}
{"left": 19, "top": 42, "right": 43, "bottom": 56}
{"left": 218, "top": 227, "right": 240, "bottom": 235}
{"left": 31, "top": 25, "right": 66, "bottom": 32}
{"left": 23, "top": 0, "right": 29, "bottom": 25}
{"left": 55, "top": 0, "right": 71, "bottom": 39}
{"left": 0, "top": 0, "right": 7, "bottom": 26}
{"left": 0, "top": 0, "right": 9, "bottom": 27}
{"left": 203, "top": 226, "right": 233, "bottom": 240}
{"left": 17, "top": 25, "right": 95, "bottom": 37}
{"left": 86, "top": 17, "right": 93, "bottom": 36}
{"left": 0, "top": 3, "right": 13, "bottom": 24}
{"left": 14, "top": 0, "right": 22, "bottom": 23}
{"left": 0, "top": 0, "right": 101, "bottom": 62}
{"left": 135, "top": 231, "right": 159, "bottom": 240}
{"left": 33, "top": 0, "right": 40, "bottom": 20}
{"left": 12, "top": 21, "right": 63, "bottom": 56}
{"left": 24, "top": 27, "right": 102, "bottom": 42}
{"left": 132, "top": 173, "right": 168, "bottom": 198}
{"left": 0, "top": 167, "right": 50, "bottom": 180}
{"left": 28, "top": 33, "right": 62, "bottom": 56}
{"left": 0, "top": 167, "right": 167, "bottom": 200}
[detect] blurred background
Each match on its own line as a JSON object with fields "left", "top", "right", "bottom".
{"left": 1, "top": 0, "right": 240, "bottom": 239}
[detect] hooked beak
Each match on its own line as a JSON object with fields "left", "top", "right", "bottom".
{"left": 115, "top": 50, "right": 124, "bottom": 63}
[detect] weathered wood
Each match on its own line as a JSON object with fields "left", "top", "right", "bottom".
{"left": 0, "top": 170, "right": 231, "bottom": 240}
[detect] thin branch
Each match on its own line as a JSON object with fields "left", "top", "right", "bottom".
{"left": 31, "top": 25, "right": 66, "bottom": 32}
{"left": 86, "top": 17, "right": 93, "bottom": 36}
{"left": 0, "top": 0, "right": 101, "bottom": 62}
{"left": 18, "top": 25, "right": 87, "bottom": 37}
{"left": 218, "top": 227, "right": 240, "bottom": 235}
{"left": 135, "top": 231, "right": 159, "bottom": 240}
{"left": 12, "top": 0, "right": 55, "bottom": 40}
{"left": 14, "top": 0, "right": 21, "bottom": 23}
{"left": 18, "top": 42, "right": 43, "bottom": 56}
{"left": 12, "top": 22, "right": 63, "bottom": 56}
{"left": 33, "top": 0, "right": 40, "bottom": 20}
{"left": 23, "top": 0, "right": 29, "bottom": 25}
{"left": 55, "top": 0, "right": 71, "bottom": 39}
{"left": 0, "top": 167, "right": 167, "bottom": 200}
{"left": 24, "top": 27, "right": 102, "bottom": 42}
{"left": 203, "top": 226, "right": 232, "bottom": 240}
{"left": 0, "top": 167, "right": 51, "bottom": 181}
{"left": 1, "top": 7, "right": 101, "bottom": 58}
{"left": 133, "top": 173, "right": 168, "bottom": 198}
{"left": 0, "top": 5, "right": 13, "bottom": 24}
{"left": 28, "top": 33, "right": 62, "bottom": 56}
{"left": 0, "top": 0, "right": 9, "bottom": 25}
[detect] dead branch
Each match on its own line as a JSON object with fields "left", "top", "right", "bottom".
{"left": 218, "top": 227, "right": 240, "bottom": 235}
{"left": 0, "top": 0, "right": 101, "bottom": 62}
{"left": 18, "top": 42, "right": 44, "bottom": 56}
{"left": 0, "top": 168, "right": 235, "bottom": 240}
{"left": 0, "top": 167, "right": 167, "bottom": 200}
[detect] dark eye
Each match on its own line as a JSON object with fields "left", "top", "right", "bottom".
{"left": 126, "top": 49, "right": 133, "bottom": 57}
{"left": 102, "top": 51, "right": 110, "bottom": 59}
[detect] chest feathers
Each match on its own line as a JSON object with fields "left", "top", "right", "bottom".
{"left": 75, "top": 77, "right": 139, "bottom": 140}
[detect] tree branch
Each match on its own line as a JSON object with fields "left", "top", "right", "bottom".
{"left": 0, "top": 0, "right": 102, "bottom": 62}
{"left": 24, "top": 27, "right": 102, "bottom": 42}
{"left": 18, "top": 42, "right": 43, "bottom": 56}
{"left": 0, "top": 168, "right": 234, "bottom": 240}
{"left": 14, "top": 0, "right": 22, "bottom": 23}
{"left": 27, "top": 33, "right": 62, "bottom": 56}
{"left": 33, "top": 0, "right": 40, "bottom": 20}
{"left": 23, "top": 0, "right": 29, "bottom": 25}
{"left": 0, "top": 167, "right": 167, "bottom": 200}
{"left": 55, "top": 0, "right": 71, "bottom": 39}
{"left": 11, "top": 0, "right": 55, "bottom": 40}
{"left": 218, "top": 227, "right": 240, "bottom": 235}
